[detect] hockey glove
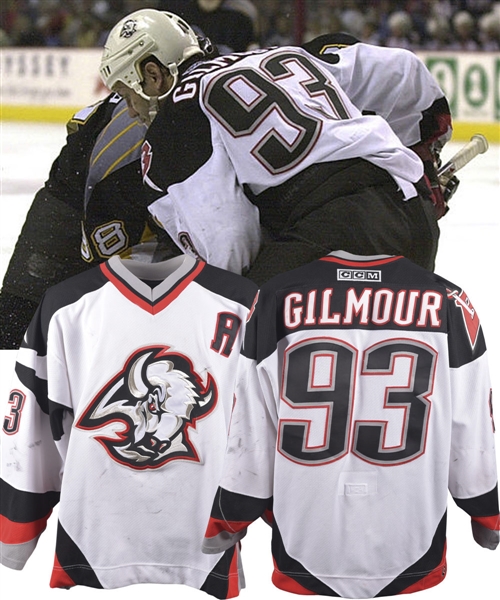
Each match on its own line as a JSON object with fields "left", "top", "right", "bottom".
{"left": 411, "top": 142, "right": 450, "bottom": 219}
{"left": 442, "top": 175, "right": 460, "bottom": 203}
{"left": 422, "top": 163, "right": 448, "bottom": 219}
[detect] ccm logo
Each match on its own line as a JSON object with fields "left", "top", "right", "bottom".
{"left": 337, "top": 269, "right": 381, "bottom": 281}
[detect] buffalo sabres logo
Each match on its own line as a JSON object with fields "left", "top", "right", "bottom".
{"left": 120, "top": 19, "right": 138, "bottom": 38}
{"left": 76, "top": 346, "right": 218, "bottom": 469}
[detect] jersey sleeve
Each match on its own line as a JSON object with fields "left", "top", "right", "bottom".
{"left": 445, "top": 287, "right": 499, "bottom": 549}
{"left": 203, "top": 293, "right": 276, "bottom": 554}
{"left": 147, "top": 140, "right": 262, "bottom": 275}
{"left": 142, "top": 86, "right": 262, "bottom": 275}
{"left": 1, "top": 299, "right": 71, "bottom": 569}
{"left": 302, "top": 40, "right": 452, "bottom": 149}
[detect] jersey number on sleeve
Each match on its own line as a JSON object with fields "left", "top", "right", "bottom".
{"left": 278, "top": 338, "right": 436, "bottom": 466}
{"left": 3, "top": 390, "right": 26, "bottom": 435}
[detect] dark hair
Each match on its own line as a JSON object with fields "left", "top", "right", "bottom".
{"left": 138, "top": 34, "right": 218, "bottom": 77}
{"left": 139, "top": 54, "right": 167, "bottom": 74}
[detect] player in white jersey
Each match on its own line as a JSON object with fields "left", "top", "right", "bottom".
{"left": 99, "top": 9, "right": 441, "bottom": 285}
{"left": 301, "top": 32, "right": 456, "bottom": 219}
{"left": 1, "top": 26, "right": 454, "bottom": 349}
{"left": 203, "top": 251, "right": 499, "bottom": 598}
{"left": 0, "top": 254, "right": 258, "bottom": 597}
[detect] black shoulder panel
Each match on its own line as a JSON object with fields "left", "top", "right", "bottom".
{"left": 144, "top": 93, "right": 214, "bottom": 190}
{"left": 433, "top": 272, "right": 488, "bottom": 368}
{"left": 0, "top": 478, "right": 60, "bottom": 522}
{"left": 194, "top": 265, "right": 259, "bottom": 309}
{"left": 46, "top": 94, "right": 123, "bottom": 210}
{"left": 22, "top": 266, "right": 108, "bottom": 354}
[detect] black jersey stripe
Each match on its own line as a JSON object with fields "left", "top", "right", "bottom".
{"left": 0, "top": 479, "right": 59, "bottom": 523}
{"left": 50, "top": 521, "right": 103, "bottom": 589}
{"left": 376, "top": 512, "right": 447, "bottom": 596}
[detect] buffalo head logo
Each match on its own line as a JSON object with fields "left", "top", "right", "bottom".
{"left": 120, "top": 19, "right": 138, "bottom": 39}
{"left": 76, "top": 346, "right": 218, "bottom": 469}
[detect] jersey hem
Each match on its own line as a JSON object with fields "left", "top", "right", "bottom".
{"left": 49, "top": 563, "right": 242, "bottom": 589}
{"left": 272, "top": 563, "right": 447, "bottom": 598}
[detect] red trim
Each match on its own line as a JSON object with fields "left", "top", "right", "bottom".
{"left": 263, "top": 508, "right": 274, "bottom": 525}
{"left": 152, "top": 260, "right": 205, "bottom": 314}
{"left": 320, "top": 255, "right": 402, "bottom": 267}
{"left": 205, "top": 517, "right": 251, "bottom": 538}
{"left": 0, "top": 512, "right": 50, "bottom": 544}
{"left": 50, "top": 554, "right": 76, "bottom": 589}
{"left": 399, "top": 543, "right": 447, "bottom": 595}
{"left": 100, "top": 260, "right": 205, "bottom": 314}
{"left": 272, "top": 546, "right": 448, "bottom": 597}
{"left": 272, "top": 559, "right": 315, "bottom": 595}
{"left": 472, "top": 514, "right": 500, "bottom": 530}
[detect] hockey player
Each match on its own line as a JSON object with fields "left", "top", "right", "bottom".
{"left": 203, "top": 250, "right": 499, "bottom": 597}
{"left": 99, "top": 9, "right": 442, "bottom": 286}
{"left": 0, "top": 93, "right": 177, "bottom": 349}
{"left": 1, "top": 22, "right": 454, "bottom": 349}
{"left": 0, "top": 29, "right": 225, "bottom": 351}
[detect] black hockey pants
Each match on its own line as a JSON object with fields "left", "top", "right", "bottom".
{"left": 245, "top": 159, "right": 439, "bottom": 286}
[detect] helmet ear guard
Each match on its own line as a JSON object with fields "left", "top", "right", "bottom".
{"left": 100, "top": 9, "right": 204, "bottom": 101}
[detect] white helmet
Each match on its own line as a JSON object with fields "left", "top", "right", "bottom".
{"left": 100, "top": 9, "right": 203, "bottom": 100}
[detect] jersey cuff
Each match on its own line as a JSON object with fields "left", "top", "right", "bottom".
{"left": 471, "top": 519, "right": 500, "bottom": 550}
{"left": 0, "top": 536, "right": 41, "bottom": 570}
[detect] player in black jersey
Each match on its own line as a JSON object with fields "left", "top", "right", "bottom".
{"left": 99, "top": 9, "right": 446, "bottom": 286}
{"left": 0, "top": 94, "right": 177, "bottom": 349}
{"left": 0, "top": 27, "right": 222, "bottom": 350}
{"left": 0, "top": 24, "right": 225, "bottom": 350}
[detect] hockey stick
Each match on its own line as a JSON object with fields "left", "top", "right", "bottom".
{"left": 438, "top": 134, "right": 489, "bottom": 185}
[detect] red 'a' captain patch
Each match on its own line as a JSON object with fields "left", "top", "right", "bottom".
{"left": 446, "top": 288, "right": 480, "bottom": 349}
{"left": 141, "top": 140, "right": 153, "bottom": 178}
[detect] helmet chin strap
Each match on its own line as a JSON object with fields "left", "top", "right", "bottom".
{"left": 143, "top": 63, "right": 179, "bottom": 125}
{"left": 147, "top": 97, "right": 160, "bottom": 125}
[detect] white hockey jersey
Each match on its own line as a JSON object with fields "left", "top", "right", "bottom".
{"left": 203, "top": 251, "right": 499, "bottom": 598}
{"left": 1, "top": 255, "right": 258, "bottom": 598}
{"left": 301, "top": 37, "right": 452, "bottom": 149}
{"left": 143, "top": 46, "right": 424, "bottom": 274}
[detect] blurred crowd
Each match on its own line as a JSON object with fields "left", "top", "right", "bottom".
{"left": 1, "top": 0, "right": 499, "bottom": 51}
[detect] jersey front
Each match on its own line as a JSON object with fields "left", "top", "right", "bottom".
{"left": 203, "top": 251, "right": 499, "bottom": 598}
{"left": 1, "top": 255, "right": 258, "bottom": 598}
